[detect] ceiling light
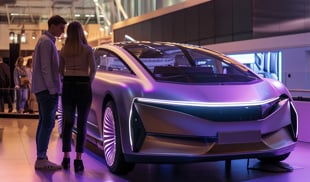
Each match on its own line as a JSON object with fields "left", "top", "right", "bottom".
{"left": 32, "top": 32, "right": 36, "bottom": 40}
{"left": 20, "top": 33, "right": 26, "bottom": 43}
{"left": 9, "top": 32, "right": 14, "bottom": 42}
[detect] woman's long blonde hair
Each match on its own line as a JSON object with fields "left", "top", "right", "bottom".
{"left": 15, "top": 56, "right": 24, "bottom": 67}
{"left": 61, "top": 21, "right": 88, "bottom": 56}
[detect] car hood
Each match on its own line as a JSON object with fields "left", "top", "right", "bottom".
{"left": 143, "top": 79, "right": 290, "bottom": 103}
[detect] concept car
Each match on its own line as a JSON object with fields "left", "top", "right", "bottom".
{"left": 59, "top": 41, "right": 298, "bottom": 174}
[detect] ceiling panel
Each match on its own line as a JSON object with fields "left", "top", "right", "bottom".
{"left": 0, "top": 0, "right": 97, "bottom": 25}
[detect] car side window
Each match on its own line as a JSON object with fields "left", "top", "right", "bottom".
{"left": 94, "top": 48, "right": 133, "bottom": 74}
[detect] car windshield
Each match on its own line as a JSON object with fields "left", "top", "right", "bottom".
{"left": 121, "top": 42, "right": 260, "bottom": 84}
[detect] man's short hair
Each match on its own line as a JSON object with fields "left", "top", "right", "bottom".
{"left": 48, "top": 15, "right": 67, "bottom": 28}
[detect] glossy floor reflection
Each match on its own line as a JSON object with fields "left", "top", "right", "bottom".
{"left": 0, "top": 117, "right": 309, "bottom": 182}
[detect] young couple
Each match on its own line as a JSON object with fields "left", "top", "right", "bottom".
{"left": 32, "top": 15, "right": 96, "bottom": 172}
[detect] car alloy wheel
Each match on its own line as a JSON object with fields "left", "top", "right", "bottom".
{"left": 103, "top": 102, "right": 116, "bottom": 167}
{"left": 102, "top": 101, "right": 135, "bottom": 174}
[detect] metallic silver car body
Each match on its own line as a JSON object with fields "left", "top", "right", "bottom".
{"left": 75, "top": 42, "right": 297, "bottom": 168}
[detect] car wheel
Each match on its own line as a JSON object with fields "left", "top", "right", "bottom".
{"left": 258, "top": 153, "right": 290, "bottom": 162}
{"left": 57, "top": 95, "right": 63, "bottom": 137}
{"left": 103, "top": 100, "right": 135, "bottom": 174}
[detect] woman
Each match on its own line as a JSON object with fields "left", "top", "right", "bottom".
{"left": 59, "top": 21, "right": 96, "bottom": 172}
{"left": 24, "top": 57, "right": 35, "bottom": 113}
{"left": 13, "top": 56, "right": 29, "bottom": 113}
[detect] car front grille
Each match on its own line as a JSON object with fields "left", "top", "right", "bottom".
{"left": 133, "top": 97, "right": 284, "bottom": 122}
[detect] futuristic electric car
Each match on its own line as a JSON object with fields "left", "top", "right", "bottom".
{"left": 59, "top": 41, "right": 298, "bottom": 174}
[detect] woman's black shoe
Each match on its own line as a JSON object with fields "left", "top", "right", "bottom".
{"left": 74, "top": 159, "right": 84, "bottom": 172}
{"left": 61, "top": 158, "right": 70, "bottom": 169}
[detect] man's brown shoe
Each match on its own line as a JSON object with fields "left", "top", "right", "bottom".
{"left": 35, "top": 159, "right": 62, "bottom": 170}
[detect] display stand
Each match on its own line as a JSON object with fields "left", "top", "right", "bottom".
{"left": 247, "top": 159, "right": 294, "bottom": 172}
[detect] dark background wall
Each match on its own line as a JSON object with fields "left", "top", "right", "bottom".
{"left": 253, "top": 0, "right": 310, "bottom": 37}
{"left": 114, "top": 0, "right": 310, "bottom": 45}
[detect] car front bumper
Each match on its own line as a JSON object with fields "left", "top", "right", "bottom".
{"left": 125, "top": 97, "right": 297, "bottom": 163}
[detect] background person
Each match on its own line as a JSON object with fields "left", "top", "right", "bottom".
{"left": 32, "top": 15, "right": 66, "bottom": 170}
{"left": 0, "top": 57, "right": 12, "bottom": 112}
{"left": 59, "top": 21, "right": 96, "bottom": 172}
{"left": 24, "top": 57, "right": 35, "bottom": 113}
{"left": 13, "top": 56, "right": 28, "bottom": 113}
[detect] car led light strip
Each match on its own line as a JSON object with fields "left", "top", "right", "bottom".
{"left": 135, "top": 97, "right": 280, "bottom": 107}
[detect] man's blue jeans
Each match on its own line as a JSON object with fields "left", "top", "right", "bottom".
{"left": 35, "top": 90, "right": 58, "bottom": 159}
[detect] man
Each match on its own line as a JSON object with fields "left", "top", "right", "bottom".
{"left": 32, "top": 15, "right": 66, "bottom": 170}
{"left": 0, "top": 57, "right": 11, "bottom": 112}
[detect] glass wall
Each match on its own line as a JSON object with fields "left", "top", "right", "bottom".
{"left": 228, "top": 51, "right": 282, "bottom": 82}
{"left": 121, "top": 0, "right": 185, "bottom": 18}
{"left": 94, "top": 0, "right": 185, "bottom": 34}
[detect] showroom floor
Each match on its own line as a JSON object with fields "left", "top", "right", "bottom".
{"left": 0, "top": 117, "right": 309, "bottom": 182}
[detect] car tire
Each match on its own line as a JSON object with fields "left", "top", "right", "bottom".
{"left": 103, "top": 100, "right": 135, "bottom": 174}
{"left": 257, "top": 152, "right": 290, "bottom": 162}
{"left": 57, "top": 95, "right": 63, "bottom": 137}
